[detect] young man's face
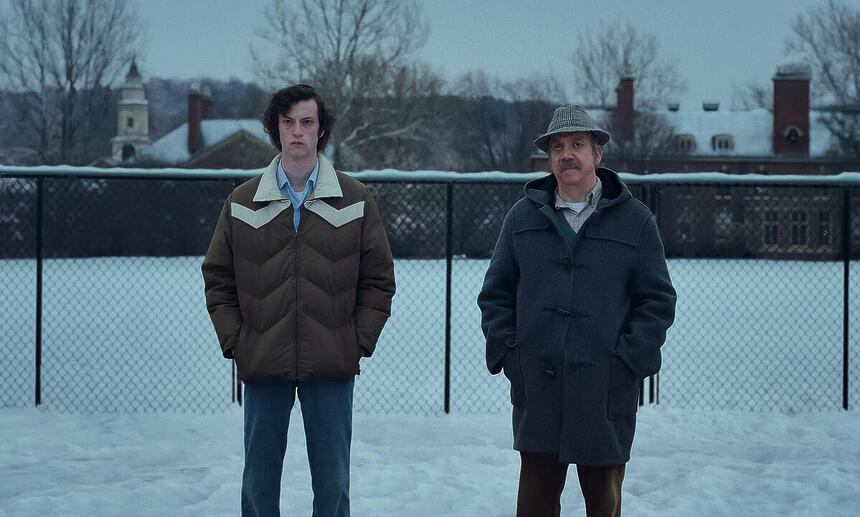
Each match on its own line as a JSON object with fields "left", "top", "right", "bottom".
{"left": 278, "top": 99, "right": 322, "bottom": 162}
{"left": 548, "top": 131, "right": 602, "bottom": 192}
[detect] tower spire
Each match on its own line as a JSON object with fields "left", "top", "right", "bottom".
{"left": 111, "top": 58, "right": 150, "bottom": 162}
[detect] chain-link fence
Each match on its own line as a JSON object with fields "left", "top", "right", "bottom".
{"left": 651, "top": 182, "right": 859, "bottom": 411}
{"left": 1, "top": 167, "right": 858, "bottom": 413}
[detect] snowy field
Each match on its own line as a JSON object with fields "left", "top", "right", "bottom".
{"left": 1, "top": 406, "right": 858, "bottom": 516}
{"left": 2, "top": 256, "right": 860, "bottom": 514}
{"left": 2, "top": 257, "right": 858, "bottom": 412}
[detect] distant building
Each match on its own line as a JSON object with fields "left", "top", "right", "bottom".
{"left": 530, "top": 66, "right": 860, "bottom": 261}
{"left": 111, "top": 59, "right": 151, "bottom": 163}
{"left": 531, "top": 66, "right": 859, "bottom": 175}
{"left": 137, "top": 80, "right": 273, "bottom": 169}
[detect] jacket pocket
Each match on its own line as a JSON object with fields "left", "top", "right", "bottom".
{"left": 608, "top": 355, "right": 640, "bottom": 419}
{"left": 233, "top": 322, "right": 248, "bottom": 379}
{"left": 585, "top": 219, "right": 641, "bottom": 247}
{"left": 503, "top": 342, "right": 527, "bottom": 407}
{"left": 233, "top": 323, "right": 247, "bottom": 369}
{"left": 345, "top": 317, "right": 362, "bottom": 375}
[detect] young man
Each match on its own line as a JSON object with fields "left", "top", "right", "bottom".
{"left": 202, "top": 84, "right": 395, "bottom": 517}
{"left": 478, "top": 105, "right": 676, "bottom": 517}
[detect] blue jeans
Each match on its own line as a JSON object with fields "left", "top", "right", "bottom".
{"left": 241, "top": 378, "right": 354, "bottom": 517}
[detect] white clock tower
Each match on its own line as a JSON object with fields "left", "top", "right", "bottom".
{"left": 111, "top": 59, "right": 150, "bottom": 162}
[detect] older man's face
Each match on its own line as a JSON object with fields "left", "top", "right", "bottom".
{"left": 548, "top": 132, "right": 602, "bottom": 194}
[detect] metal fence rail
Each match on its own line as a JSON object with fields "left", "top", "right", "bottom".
{"left": 1, "top": 166, "right": 858, "bottom": 413}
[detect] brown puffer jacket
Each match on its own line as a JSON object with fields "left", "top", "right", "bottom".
{"left": 202, "top": 154, "right": 396, "bottom": 381}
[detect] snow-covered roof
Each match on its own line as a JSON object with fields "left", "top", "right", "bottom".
{"left": 139, "top": 119, "right": 269, "bottom": 165}
{"left": 570, "top": 106, "right": 838, "bottom": 158}
{"left": 799, "top": 111, "right": 833, "bottom": 157}
{"left": 657, "top": 107, "right": 834, "bottom": 157}
{"left": 660, "top": 108, "right": 772, "bottom": 156}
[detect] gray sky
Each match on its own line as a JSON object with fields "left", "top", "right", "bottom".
{"left": 133, "top": 0, "right": 826, "bottom": 110}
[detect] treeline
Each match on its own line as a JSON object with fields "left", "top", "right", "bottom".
{"left": 0, "top": 77, "right": 560, "bottom": 172}
{"left": 0, "top": 78, "right": 270, "bottom": 167}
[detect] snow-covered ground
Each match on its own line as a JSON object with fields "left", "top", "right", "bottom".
{"left": 2, "top": 256, "right": 859, "bottom": 515}
{"left": 2, "top": 257, "right": 858, "bottom": 412}
{"left": 1, "top": 406, "right": 858, "bottom": 516}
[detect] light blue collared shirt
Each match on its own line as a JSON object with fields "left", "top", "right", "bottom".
{"left": 277, "top": 158, "right": 319, "bottom": 230}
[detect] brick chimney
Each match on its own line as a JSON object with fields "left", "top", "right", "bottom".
{"left": 202, "top": 86, "right": 214, "bottom": 120}
{"left": 773, "top": 65, "right": 810, "bottom": 156}
{"left": 188, "top": 80, "right": 202, "bottom": 153}
{"left": 615, "top": 76, "right": 634, "bottom": 141}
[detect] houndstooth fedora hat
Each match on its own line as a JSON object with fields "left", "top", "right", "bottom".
{"left": 532, "top": 104, "right": 611, "bottom": 152}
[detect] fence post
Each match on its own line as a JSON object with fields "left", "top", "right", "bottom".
{"left": 844, "top": 187, "right": 850, "bottom": 411}
{"left": 35, "top": 177, "right": 43, "bottom": 407}
{"left": 444, "top": 183, "right": 453, "bottom": 414}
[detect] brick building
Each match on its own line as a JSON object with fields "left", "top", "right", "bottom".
{"left": 532, "top": 66, "right": 860, "bottom": 260}
{"left": 136, "top": 81, "right": 273, "bottom": 169}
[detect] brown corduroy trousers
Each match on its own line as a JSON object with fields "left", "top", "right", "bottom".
{"left": 516, "top": 452, "right": 626, "bottom": 517}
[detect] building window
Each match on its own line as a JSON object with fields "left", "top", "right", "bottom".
{"left": 791, "top": 211, "right": 808, "bottom": 246}
{"left": 819, "top": 211, "right": 830, "bottom": 246}
{"left": 714, "top": 208, "right": 732, "bottom": 243}
{"left": 783, "top": 125, "right": 804, "bottom": 142}
{"left": 752, "top": 186, "right": 771, "bottom": 200}
{"left": 676, "top": 207, "right": 694, "bottom": 242}
{"left": 675, "top": 134, "right": 696, "bottom": 153}
{"left": 764, "top": 211, "right": 779, "bottom": 246}
{"left": 122, "top": 144, "right": 135, "bottom": 160}
{"left": 127, "top": 117, "right": 134, "bottom": 128}
{"left": 715, "top": 185, "right": 731, "bottom": 199}
{"left": 711, "top": 134, "right": 734, "bottom": 151}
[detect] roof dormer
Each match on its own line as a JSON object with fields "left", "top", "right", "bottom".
{"left": 712, "top": 134, "right": 734, "bottom": 152}
{"left": 675, "top": 134, "right": 696, "bottom": 153}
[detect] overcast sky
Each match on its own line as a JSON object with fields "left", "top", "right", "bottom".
{"left": 132, "top": 0, "right": 827, "bottom": 110}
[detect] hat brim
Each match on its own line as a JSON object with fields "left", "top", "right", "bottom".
{"left": 533, "top": 128, "right": 611, "bottom": 152}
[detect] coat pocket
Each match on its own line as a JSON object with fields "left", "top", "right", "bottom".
{"left": 233, "top": 323, "right": 247, "bottom": 371}
{"left": 608, "top": 355, "right": 640, "bottom": 419}
{"left": 348, "top": 317, "right": 362, "bottom": 375}
{"left": 503, "top": 343, "right": 527, "bottom": 407}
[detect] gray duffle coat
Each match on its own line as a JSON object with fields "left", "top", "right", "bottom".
{"left": 478, "top": 167, "right": 676, "bottom": 465}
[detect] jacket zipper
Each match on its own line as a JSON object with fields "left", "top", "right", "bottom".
{"left": 294, "top": 202, "right": 300, "bottom": 379}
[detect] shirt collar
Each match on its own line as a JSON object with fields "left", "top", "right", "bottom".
{"left": 554, "top": 177, "right": 602, "bottom": 210}
{"left": 276, "top": 158, "right": 319, "bottom": 195}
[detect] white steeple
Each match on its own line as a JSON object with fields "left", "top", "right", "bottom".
{"left": 111, "top": 58, "right": 150, "bottom": 162}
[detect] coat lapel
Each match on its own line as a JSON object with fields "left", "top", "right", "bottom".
{"left": 538, "top": 204, "right": 580, "bottom": 258}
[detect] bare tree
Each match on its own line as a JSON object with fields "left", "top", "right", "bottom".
{"left": 732, "top": 81, "right": 772, "bottom": 111}
{"left": 569, "top": 23, "right": 685, "bottom": 109}
{"left": 450, "top": 71, "right": 513, "bottom": 171}
{"left": 787, "top": 0, "right": 860, "bottom": 156}
{"left": 250, "top": 0, "right": 430, "bottom": 167}
{"left": 601, "top": 110, "right": 680, "bottom": 171}
{"left": 497, "top": 76, "right": 567, "bottom": 106}
{"left": 0, "top": 0, "right": 141, "bottom": 165}
{"left": 450, "top": 71, "right": 566, "bottom": 171}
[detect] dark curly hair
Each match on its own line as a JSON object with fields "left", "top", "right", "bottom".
{"left": 261, "top": 84, "right": 336, "bottom": 152}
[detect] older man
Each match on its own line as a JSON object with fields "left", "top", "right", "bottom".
{"left": 478, "top": 105, "right": 676, "bottom": 517}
